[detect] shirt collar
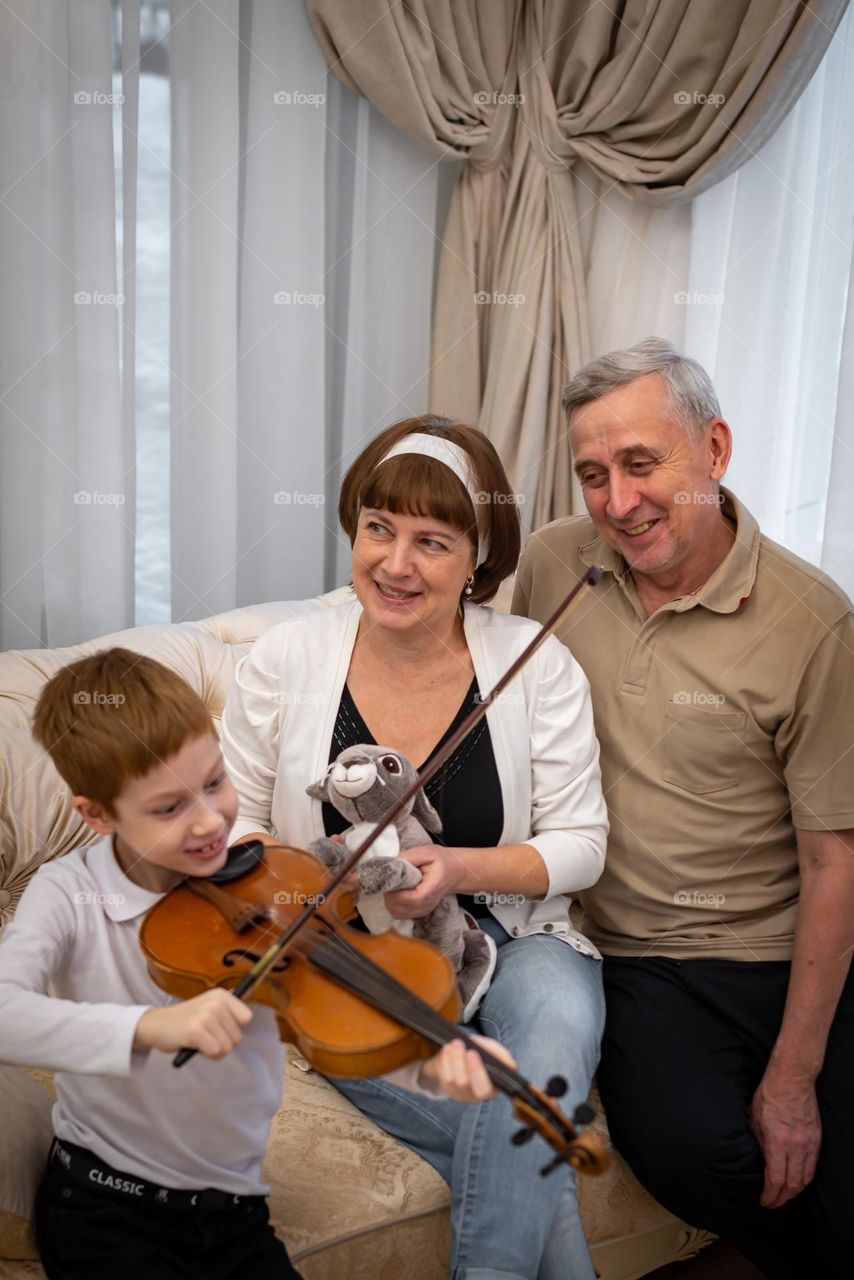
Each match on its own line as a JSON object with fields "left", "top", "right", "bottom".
{"left": 578, "top": 486, "right": 760, "bottom": 614}
{"left": 83, "top": 834, "right": 165, "bottom": 922}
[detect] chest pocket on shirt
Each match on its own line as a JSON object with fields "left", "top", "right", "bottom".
{"left": 662, "top": 702, "right": 747, "bottom": 795}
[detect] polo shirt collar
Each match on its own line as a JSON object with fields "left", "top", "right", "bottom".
{"left": 578, "top": 486, "right": 760, "bottom": 614}
{"left": 83, "top": 834, "right": 165, "bottom": 922}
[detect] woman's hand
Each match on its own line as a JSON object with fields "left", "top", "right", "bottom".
{"left": 386, "top": 845, "right": 468, "bottom": 917}
{"left": 417, "top": 1035, "right": 516, "bottom": 1101}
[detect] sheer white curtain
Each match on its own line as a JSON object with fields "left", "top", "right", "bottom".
{"left": 4, "top": 4, "right": 851, "bottom": 645}
{"left": 0, "top": 0, "right": 136, "bottom": 649}
{"left": 684, "top": 9, "right": 854, "bottom": 580}
{"left": 168, "top": 0, "right": 444, "bottom": 621}
{"left": 570, "top": 8, "right": 854, "bottom": 581}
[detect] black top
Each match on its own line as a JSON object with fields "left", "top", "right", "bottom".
{"left": 324, "top": 679, "right": 504, "bottom": 917}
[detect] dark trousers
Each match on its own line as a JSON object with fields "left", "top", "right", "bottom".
{"left": 597, "top": 957, "right": 854, "bottom": 1280}
{"left": 34, "top": 1146, "right": 302, "bottom": 1280}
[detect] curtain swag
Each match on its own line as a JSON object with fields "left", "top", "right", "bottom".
{"left": 307, "top": 0, "right": 848, "bottom": 526}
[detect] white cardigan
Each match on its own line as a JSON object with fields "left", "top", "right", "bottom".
{"left": 221, "top": 597, "right": 608, "bottom": 958}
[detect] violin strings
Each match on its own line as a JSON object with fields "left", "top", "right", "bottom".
{"left": 306, "top": 929, "right": 538, "bottom": 1106}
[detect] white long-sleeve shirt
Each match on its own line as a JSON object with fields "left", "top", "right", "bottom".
{"left": 221, "top": 597, "right": 608, "bottom": 957}
{"left": 0, "top": 834, "right": 429, "bottom": 1194}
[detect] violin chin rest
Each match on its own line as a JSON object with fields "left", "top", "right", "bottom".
{"left": 208, "top": 840, "right": 267, "bottom": 884}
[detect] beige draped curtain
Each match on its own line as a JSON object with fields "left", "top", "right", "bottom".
{"left": 308, "top": 0, "right": 847, "bottom": 528}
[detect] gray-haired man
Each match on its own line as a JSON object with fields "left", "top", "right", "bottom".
{"left": 512, "top": 338, "right": 854, "bottom": 1279}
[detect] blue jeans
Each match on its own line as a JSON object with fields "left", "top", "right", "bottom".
{"left": 328, "top": 918, "right": 605, "bottom": 1280}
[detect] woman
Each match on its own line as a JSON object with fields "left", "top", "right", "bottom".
{"left": 222, "top": 415, "right": 608, "bottom": 1280}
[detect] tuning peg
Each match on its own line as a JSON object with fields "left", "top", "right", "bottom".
{"left": 511, "top": 1126, "right": 536, "bottom": 1146}
{"left": 573, "top": 1102, "right": 596, "bottom": 1126}
{"left": 545, "top": 1075, "right": 567, "bottom": 1098}
{"left": 540, "top": 1154, "right": 565, "bottom": 1177}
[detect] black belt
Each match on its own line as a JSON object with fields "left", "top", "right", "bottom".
{"left": 47, "top": 1140, "right": 262, "bottom": 1213}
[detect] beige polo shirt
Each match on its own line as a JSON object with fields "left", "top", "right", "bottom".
{"left": 512, "top": 488, "right": 854, "bottom": 960}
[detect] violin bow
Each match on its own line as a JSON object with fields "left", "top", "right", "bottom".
{"left": 191, "top": 565, "right": 602, "bottom": 1026}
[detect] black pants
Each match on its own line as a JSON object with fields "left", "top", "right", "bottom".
{"left": 35, "top": 1151, "right": 302, "bottom": 1280}
{"left": 597, "top": 957, "right": 854, "bottom": 1280}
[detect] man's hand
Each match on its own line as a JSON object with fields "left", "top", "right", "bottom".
{"left": 386, "top": 845, "right": 466, "bottom": 918}
{"left": 749, "top": 1066, "right": 821, "bottom": 1208}
{"left": 135, "top": 989, "right": 253, "bottom": 1060}
{"left": 418, "top": 1035, "right": 516, "bottom": 1101}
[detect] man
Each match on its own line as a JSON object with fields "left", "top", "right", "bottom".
{"left": 512, "top": 338, "right": 854, "bottom": 1280}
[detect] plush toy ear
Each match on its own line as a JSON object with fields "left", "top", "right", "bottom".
{"left": 306, "top": 773, "right": 331, "bottom": 801}
{"left": 411, "top": 787, "right": 442, "bottom": 835}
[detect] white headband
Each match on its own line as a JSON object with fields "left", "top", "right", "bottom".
{"left": 373, "top": 433, "right": 490, "bottom": 567}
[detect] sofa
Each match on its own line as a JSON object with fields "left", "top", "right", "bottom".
{"left": 0, "top": 591, "right": 713, "bottom": 1279}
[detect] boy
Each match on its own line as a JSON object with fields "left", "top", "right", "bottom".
{"left": 0, "top": 648, "right": 507, "bottom": 1280}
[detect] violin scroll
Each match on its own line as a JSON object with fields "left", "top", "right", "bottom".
{"left": 511, "top": 1085, "right": 610, "bottom": 1178}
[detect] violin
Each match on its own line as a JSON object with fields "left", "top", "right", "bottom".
{"left": 139, "top": 568, "right": 609, "bottom": 1177}
{"left": 140, "top": 838, "right": 609, "bottom": 1177}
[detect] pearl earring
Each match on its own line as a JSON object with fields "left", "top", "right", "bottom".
{"left": 464, "top": 575, "right": 475, "bottom": 596}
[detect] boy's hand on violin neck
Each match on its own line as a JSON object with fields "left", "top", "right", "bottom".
{"left": 418, "top": 1035, "right": 516, "bottom": 1102}
{"left": 134, "top": 989, "right": 253, "bottom": 1060}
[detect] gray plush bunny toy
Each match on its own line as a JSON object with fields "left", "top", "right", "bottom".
{"left": 306, "top": 744, "right": 497, "bottom": 1022}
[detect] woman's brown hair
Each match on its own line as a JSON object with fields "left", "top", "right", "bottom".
{"left": 338, "top": 416, "right": 521, "bottom": 604}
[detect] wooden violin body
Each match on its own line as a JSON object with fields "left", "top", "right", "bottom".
{"left": 139, "top": 840, "right": 609, "bottom": 1178}
{"left": 139, "top": 845, "right": 461, "bottom": 1079}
